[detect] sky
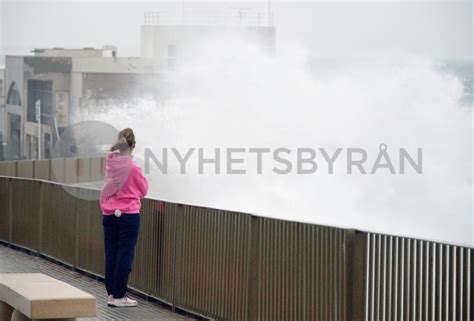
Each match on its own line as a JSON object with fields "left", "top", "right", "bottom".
{"left": 0, "top": 1, "right": 472, "bottom": 64}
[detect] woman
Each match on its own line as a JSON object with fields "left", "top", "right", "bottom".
{"left": 100, "top": 128, "right": 148, "bottom": 307}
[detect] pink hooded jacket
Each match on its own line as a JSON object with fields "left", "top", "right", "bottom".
{"left": 100, "top": 152, "right": 149, "bottom": 215}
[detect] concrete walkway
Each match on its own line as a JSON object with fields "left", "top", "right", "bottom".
{"left": 0, "top": 244, "right": 194, "bottom": 321}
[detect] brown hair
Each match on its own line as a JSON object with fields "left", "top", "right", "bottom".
{"left": 111, "top": 128, "right": 136, "bottom": 152}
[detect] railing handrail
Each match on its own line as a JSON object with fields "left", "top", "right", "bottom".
{"left": 0, "top": 174, "right": 472, "bottom": 250}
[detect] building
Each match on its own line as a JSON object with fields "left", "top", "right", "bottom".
{"left": 141, "top": 11, "right": 275, "bottom": 68}
{"left": 1, "top": 9, "right": 276, "bottom": 160}
{"left": 3, "top": 48, "right": 160, "bottom": 160}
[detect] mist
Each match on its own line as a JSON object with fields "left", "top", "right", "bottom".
{"left": 75, "top": 33, "right": 472, "bottom": 247}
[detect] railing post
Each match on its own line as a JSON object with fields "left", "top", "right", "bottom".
{"left": 74, "top": 187, "right": 79, "bottom": 268}
{"left": 247, "top": 215, "right": 260, "bottom": 321}
{"left": 8, "top": 177, "right": 13, "bottom": 244}
{"left": 38, "top": 181, "right": 44, "bottom": 254}
{"left": 171, "top": 203, "right": 184, "bottom": 311}
{"left": 346, "top": 229, "right": 368, "bottom": 321}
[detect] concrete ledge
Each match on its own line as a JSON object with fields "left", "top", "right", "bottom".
{"left": 11, "top": 309, "right": 77, "bottom": 321}
{"left": 0, "top": 273, "right": 96, "bottom": 319}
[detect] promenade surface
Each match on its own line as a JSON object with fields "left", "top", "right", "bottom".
{"left": 0, "top": 244, "right": 195, "bottom": 321}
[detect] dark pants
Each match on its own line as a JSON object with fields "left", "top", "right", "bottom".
{"left": 103, "top": 214, "right": 140, "bottom": 298}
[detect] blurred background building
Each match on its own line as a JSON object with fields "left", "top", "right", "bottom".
{"left": 0, "top": 9, "right": 275, "bottom": 160}
{"left": 141, "top": 10, "right": 275, "bottom": 64}
{"left": 2, "top": 48, "right": 160, "bottom": 160}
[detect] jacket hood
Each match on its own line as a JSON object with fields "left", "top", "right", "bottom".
{"left": 100, "top": 152, "right": 133, "bottom": 199}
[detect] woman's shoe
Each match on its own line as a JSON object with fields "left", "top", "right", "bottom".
{"left": 107, "top": 295, "right": 114, "bottom": 306}
{"left": 108, "top": 296, "right": 138, "bottom": 307}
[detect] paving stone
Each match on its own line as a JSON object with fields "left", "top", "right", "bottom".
{"left": 0, "top": 244, "right": 191, "bottom": 321}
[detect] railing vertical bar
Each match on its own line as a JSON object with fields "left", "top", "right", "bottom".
{"left": 329, "top": 226, "right": 337, "bottom": 320}
{"left": 324, "top": 227, "right": 329, "bottom": 321}
{"left": 382, "top": 235, "right": 387, "bottom": 321}
{"left": 266, "top": 219, "right": 271, "bottom": 321}
{"left": 319, "top": 226, "right": 323, "bottom": 321}
{"left": 394, "top": 237, "right": 399, "bottom": 321}
{"left": 413, "top": 239, "right": 417, "bottom": 321}
{"left": 365, "top": 233, "right": 370, "bottom": 321}
{"left": 439, "top": 244, "right": 443, "bottom": 321}
{"left": 278, "top": 220, "right": 283, "bottom": 321}
{"left": 38, "top": 181, "right": 44, "bottom": 254}
{"left": 311, "top": 225, "right": 315, "bottom": 321}
{"left": 406, "top": 238, "right": 411, "bottom": 321}
{"left": 446, "top": 245, "right": 450, "bottom": 321}
{"left": 388, "top": 236, "right": 393, "bottom": 321}
{"left": 401, "top": 238, "right": 405, "bottom": 321}
{"left": 302, "top": 225, "right": 307, "bottom": 321}
{"left": 375, "top": 234, "right": 379, "bottom": 321}
{"left": 8, "top": 178, "right": 13, "bottom": 244}
{"left": 338, "top": 230, "right": 342, "bottom": 321}
{"left": 418, "top": 241, "right": 425, "bottom": 321}
{"left": 371, "top": 233, "right": 375, "bottom": 321}
{"left": 432, "top": 243, "right": 436, "bottom": 321}
{"left": 282, "top": 221, "right": 287, "bottom": 321}
{"left": 261, "top": 218, "right": 265, "bottom": 321}
{"left": 459, "top": 248, "right": 463, "bottom": 321}
{"left": 317, "top": 225, "right": 322, "bottom": 321}
{"left": 466, "top": 249, "right": 470, "bottom": 321}
{"left": 453, "top": 247, "right": 456, "bottom": 321}
{"left": 346, "top": 229, "right": 367, "bottom": 321}
{"left": 425, "top": 241, "right": 429, "bottom": 321}
{"left": 73, "top": 187, "right": 79, "bottom": 268}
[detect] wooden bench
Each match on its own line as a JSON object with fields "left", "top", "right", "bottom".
{"left": 0, "top": 273, "right": 96, "bottom": 321}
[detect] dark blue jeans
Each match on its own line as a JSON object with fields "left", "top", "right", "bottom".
{"left": 103, "top": 214, "right": 140, "bottom": 298}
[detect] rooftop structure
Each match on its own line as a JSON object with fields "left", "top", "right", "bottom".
{"left": 32, "top": 46, "right": 117, "bottom": 58}
{"left": 143, "top": 7, "right": 274, "bottom": 27}
{"left": 141, "top": 11, "right": 276, "bottom": 63}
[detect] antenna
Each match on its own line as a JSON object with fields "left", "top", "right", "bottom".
{"left": 231, "top": 7, "right": 251, "bottom": 26}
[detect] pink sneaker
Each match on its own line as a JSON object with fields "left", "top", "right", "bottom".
{"left": 108, "top": 296, "right": 137, "bottom": 307}
{"left": 107, "top": 295, "right": 114, "bottom": 306}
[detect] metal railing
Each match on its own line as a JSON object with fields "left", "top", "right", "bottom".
{"left": 0, "top": 157, "right": 105, "bottom": 183}
{"left": 365, "top": 234, "right": 472, "bottom": 321}
{"left": 0, "top": 175, "right": 472, "bottom": 321}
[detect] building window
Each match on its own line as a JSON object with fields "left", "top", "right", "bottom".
{"left": 8, "top": 113, "right": 21, "bottom": 160}
{"left": 27, "top": 80, "right": 53, "bottom": 123}
{"left": 45, "top": 133, "right": 51, "bottom": 159}
{"left": 34, "top": 136, "right": 39, "bottom": 160}
{"left": 26, "top": 134, "right": 32, "bottom": 159}
{"left": 55, "top": 91, "right": 69, "bottom": 127}
{"left": 6, "top": 82, "right": 22, "bottom": 106}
